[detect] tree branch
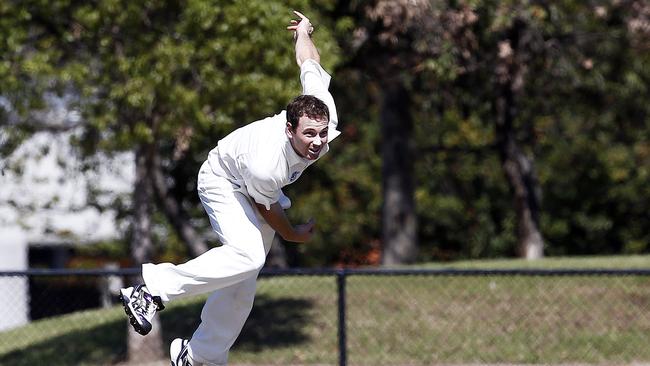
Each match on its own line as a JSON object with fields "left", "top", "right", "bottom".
{"left": 150, "top": 151, "right": 209, "bottom": 257}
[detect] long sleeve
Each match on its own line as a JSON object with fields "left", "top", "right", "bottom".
{"left": 300, "top": 59, "right": 341, "bottom": 142}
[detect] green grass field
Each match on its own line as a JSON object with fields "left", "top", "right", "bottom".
{"left": 1, "top": 255, "right": 650, "bottom": 365}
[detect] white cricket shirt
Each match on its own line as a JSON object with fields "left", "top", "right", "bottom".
{"left": 206, "top": 59, "right": 340, "bottom": 210}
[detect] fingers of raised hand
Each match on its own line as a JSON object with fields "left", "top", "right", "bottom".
{"left": 293, "top": 10, "right": 307, "bottom": 20}
{"left": 291, "top": 11, "right": 311, "bottom": 28}
{"left": 287, "top": 19, "right": 303, "bottom": 30}
{"left": 287, "top": 11, "right": 314, "bottom": 36}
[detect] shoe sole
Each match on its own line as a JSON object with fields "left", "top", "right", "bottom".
{"left": 119, "top": 290, "right": 151, "bottom": 336}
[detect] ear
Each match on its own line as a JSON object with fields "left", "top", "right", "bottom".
{"left": 285, "top": 121, "right": 294, "bottom": 139}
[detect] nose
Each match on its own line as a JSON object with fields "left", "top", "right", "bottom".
{"left": 312, "top": 137, "right": 322, "bottom": 146}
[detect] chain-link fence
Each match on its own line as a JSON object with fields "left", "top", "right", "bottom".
{"left": 1, "top": 268, "right": 650, "bottom": 365}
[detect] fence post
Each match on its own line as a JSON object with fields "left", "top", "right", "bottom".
{"left": 337, "top": 269, "right": 347, "bottom": 366}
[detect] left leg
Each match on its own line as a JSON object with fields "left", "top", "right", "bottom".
{"left": 185, "top": 274, "right": 257, "bottom": 365}
{"left": 183, "top": 220, "right": 276, "bottom": 365}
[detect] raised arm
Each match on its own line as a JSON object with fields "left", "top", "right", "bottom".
{"left": 287, "top": 11, "right": 320, "bottom": 66}
{"left": 288, "top": 11, "right": 341, "bottom": 142}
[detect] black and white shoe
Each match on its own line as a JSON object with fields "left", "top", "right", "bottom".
{"left": 119, "top": 284, "right": 164, "bottom": 336}
{"left": 170, "top": 338, "right": 199, "bottom": 366}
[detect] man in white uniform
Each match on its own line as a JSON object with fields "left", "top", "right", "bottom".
{"left": 118, "top": 11, "right": 339, "bottom": 366}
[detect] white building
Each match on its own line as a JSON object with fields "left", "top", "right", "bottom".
{"left": 0, "top": 128, "right": 133, "bottom": 331}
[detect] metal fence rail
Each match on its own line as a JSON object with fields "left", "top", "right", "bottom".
{"left": 1, "top": 268, "right": 650, "bottom": 366}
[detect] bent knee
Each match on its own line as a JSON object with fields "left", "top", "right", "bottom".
{"left": 237, "top": 247, "right": 265, "bottom": 273}
{"left": 248, "top": 252, "right": 266, "bottom": 272}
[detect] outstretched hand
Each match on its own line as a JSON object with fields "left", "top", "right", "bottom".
{"left": 287, "top": 10, "right": 314, "bottom": 40}
{"left": 290, "top": 218, "right": 316, "bottom": 243}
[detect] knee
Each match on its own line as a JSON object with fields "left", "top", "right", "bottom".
{"left": 248, "top": 251, "right": 266, "bottom": 272}
{"left": 241, "top": 247, "right": 265, "bottom": 273}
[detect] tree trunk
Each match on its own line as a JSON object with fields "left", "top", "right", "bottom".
{"left": 132, "top": 145, "right": 155, "bottom": 264}
{"left": 494, "top": 33, "right": 545, "bottom": 259}
{"left": 127, "top": 143, "right": 164, "bottom": 362}
{"left": 151, "top": 151, "right": 209, "bottom": 257}
{"left": 495, "top": 119, "right": 544, "bottom": 259}
{"left": 381, "top": 81, "right": 418, "bottom": 265}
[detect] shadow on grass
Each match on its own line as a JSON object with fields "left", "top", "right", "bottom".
{"left": 161, "top": 294, "right": 314, "bottom": 353}
{"left": 0, "top": 294, "right": 313, "bottom": 365}
{"left": 0, "top": 319, "right": 126, "bottom": 366}
{"left": 235, "top": 295, "right": 313, "bottom": 352}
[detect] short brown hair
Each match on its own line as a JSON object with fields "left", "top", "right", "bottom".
{"left": 286, "top": 95, "right": 329, "bottom": 130}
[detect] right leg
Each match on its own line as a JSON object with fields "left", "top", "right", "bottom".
{"left": 122, "top": 161, "right": 267, "bottom": 337}
{"left": 142, "top": 161, "right": 267, "bottom": 303}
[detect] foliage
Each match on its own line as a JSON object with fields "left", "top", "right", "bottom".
{"left": 322, "top": 0, "right": 650, "bottom": 262}
{"left": 1, "top": 0, "right": 649, "bottom": 264}
{"left": 286, "top": 68, "right": 383, "bottom": 266}
{"left": 0, "top": 0, "right": 341, "bottom": 259}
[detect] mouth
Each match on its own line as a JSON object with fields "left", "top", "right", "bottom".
{"left": 307, "top": 148, "right": 321, "bottom": 158}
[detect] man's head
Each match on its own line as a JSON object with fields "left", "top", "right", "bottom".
{"left": 286, "top": 95, "right": 330, "bottom": 160}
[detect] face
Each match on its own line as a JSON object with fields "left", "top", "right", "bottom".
{"left": 286, "top": 115, "right": 329, "bottom": 160}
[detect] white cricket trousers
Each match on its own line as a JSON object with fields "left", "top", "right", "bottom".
{"left": 142, "top": 160, "right": 276, "bottom": 365}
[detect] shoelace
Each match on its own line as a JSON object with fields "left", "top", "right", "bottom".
{"left": 132, "top": 288, "right": 156, "bottom": 318}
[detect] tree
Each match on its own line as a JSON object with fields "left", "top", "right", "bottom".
{"left": 329, "top": 0, "right": 650, "bottom": 263}
{"left": 2, "top": 0, "right": 339, "bottom": 360}
{"left": 425, "top": 1, "right": 547, "bottom": 259}
{"left": 491, "top": 13, "right": 545, "bottom": 259}
{"left": 331, "top": 0, "right": 489, "bottom": 263}
{"left": 533, "top": 0, "right": 650, "bottom": 255}
{"left": 333, "top": 0, "right": 434, "bottom": 265}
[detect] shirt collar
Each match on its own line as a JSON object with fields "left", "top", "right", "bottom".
{"left": 284, "top": 137, "right": 312, "bottom": 167}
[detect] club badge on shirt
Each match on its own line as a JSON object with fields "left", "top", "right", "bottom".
{"left": 290, "top": 171, "right": 301, "bottom": 182}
